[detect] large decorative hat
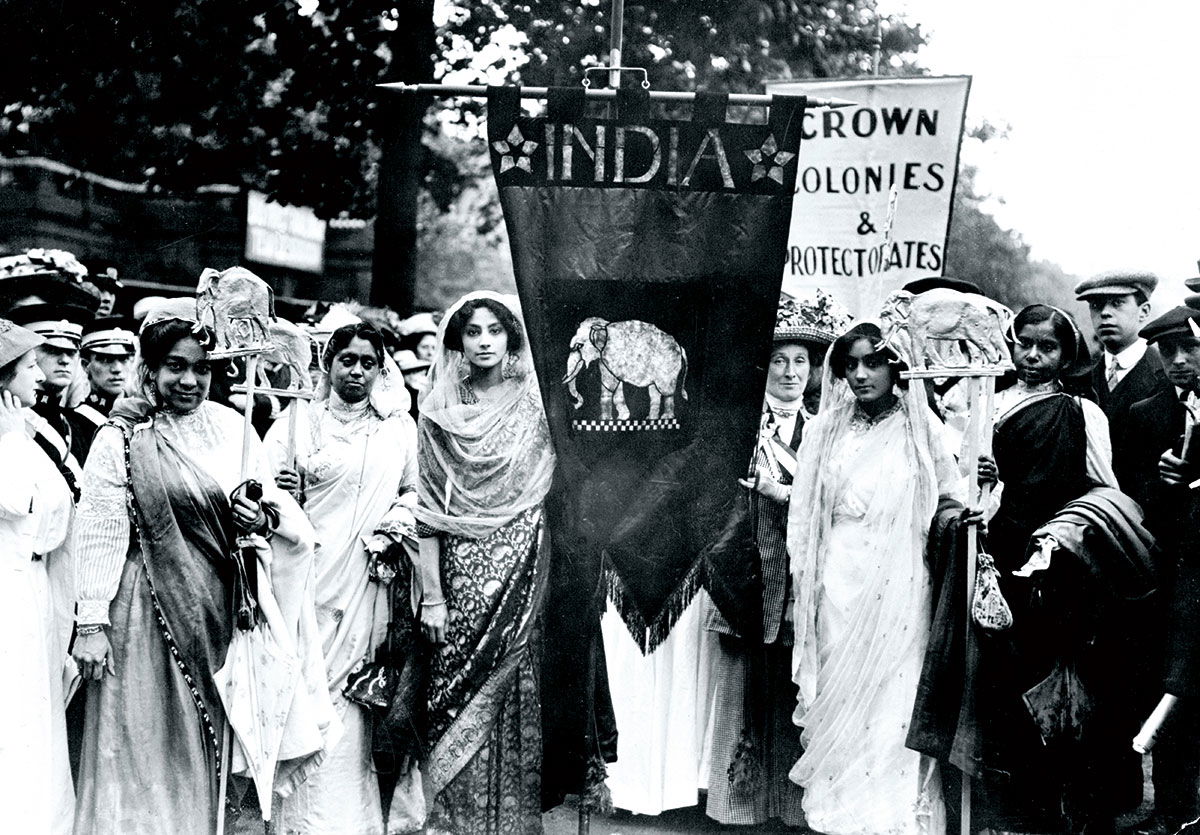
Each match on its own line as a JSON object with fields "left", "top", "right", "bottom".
{"left": 8, "top": 302, "right": 89, "bottom": 350}
{"left": 0, "top": 318, "right": 44, "bottom": 368}
{"left": 81, "top": 316, "right": 137, "bottom": 357}
{"left": 1074, "top": 269, "right": 1158, "bottom": 301}
{"left": 0, "top": 248, "right": 101, "bottom": 311}
{"left": 774, "top": 288, "right": 852, "bottom": 346}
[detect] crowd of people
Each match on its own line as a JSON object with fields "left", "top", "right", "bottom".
{"left": 2, "top": 249, "right": 1200, "bottom": 835}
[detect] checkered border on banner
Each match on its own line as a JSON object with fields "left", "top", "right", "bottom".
{"left": 572, "top": 418, "right": 681, "bottom": 432}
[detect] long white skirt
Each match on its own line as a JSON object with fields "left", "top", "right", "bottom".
{"left": 601, "top": 590, "right": 716, "bottom": 815}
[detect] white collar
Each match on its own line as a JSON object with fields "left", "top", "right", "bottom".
{"left": 1107, "top": 338, "right": 1148, "bottom": 370}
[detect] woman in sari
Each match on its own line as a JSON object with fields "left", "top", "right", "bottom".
{"left": 267, "top": 321, "right": 418, "bottom": 834}
{"left": 71, "top": 304, "right": 330, "bottom": 834}
{"left": 788, "top": 322, "right": 963, "bottom": 835}
{"left": 415, "top": 291, "right": 555, "bottom": 835}
{"left": 970, "top": 304, "right": 1149, "bottom": 833}
{"left": 0, "top": 319, "right": 75, "bottom": 833}
{"left": 705, "top": 291, "right": 848, "bottom": 827}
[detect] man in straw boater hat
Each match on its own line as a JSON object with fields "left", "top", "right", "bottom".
{"left": 78, "top": 316, "right": 137, "bottom": 421}
{"left": 1121, "top": 297, "right": 1200, "bottom": 835}
{"left": 1074, "top": 269, "right": 1172, "bottom": 487}
{"left": 704, "top": 289, "right": 850, "bottom": 828}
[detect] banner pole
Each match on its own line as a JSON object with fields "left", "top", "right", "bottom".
{"left": 377, "top": 82, "right": 852, "bottom": 109}
{"left": 608, "top": 0, "right": 625, "bottom": 90}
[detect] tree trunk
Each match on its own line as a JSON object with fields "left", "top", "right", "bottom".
{"left": 371, "top": 0, "right": 434, "bottom": 313}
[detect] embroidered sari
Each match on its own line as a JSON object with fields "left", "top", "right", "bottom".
{"left": 788, "top": 366, "right": 960, "bottom": 835}
{"left": 416, "top": 293, "right": 555, "bottom": 835}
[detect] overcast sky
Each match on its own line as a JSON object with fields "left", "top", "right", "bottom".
{"left": 884, "top": 0, "right": 1200, "bottom": 306}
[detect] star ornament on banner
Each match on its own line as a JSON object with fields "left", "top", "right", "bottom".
{"left": 493, "top": 125, "right": 538, "bottom": 174}
{"left": 745, "top": 134, "right": 795, "bottom": 184}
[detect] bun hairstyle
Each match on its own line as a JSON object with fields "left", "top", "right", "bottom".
{"left": 1011, "top": 303, "right": 1094, "bottom": 398}
{"left": 443, "top": 297, "right": 525, "bottom": 354}
{"left": 323, "top": 322, "right": 386, "bottom": 369}
{"left": 827, "top": 322, "right": 907, "bottom": 385}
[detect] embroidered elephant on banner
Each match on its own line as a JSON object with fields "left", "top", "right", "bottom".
{"left": 563, "top": 317, "right": 689, "bottom": 421}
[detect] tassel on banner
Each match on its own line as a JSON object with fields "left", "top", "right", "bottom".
{"left": 604, "top": 556, "right": 705, "bottom": 654}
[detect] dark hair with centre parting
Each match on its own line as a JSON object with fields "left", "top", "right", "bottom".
{"left": 323, "top": 322, "right": 386, "bottom": 369}
{"left": 139, "top": 319, "right": 215, "bottom": 370}
{"left": 827, "top": 322, "right": 907, "bottom": 384}
{"left": 443, "top": 297, "right": 525, "bottom": 355}
{"left": 1012, "top": 304, "right": 1079, "bottom": 368}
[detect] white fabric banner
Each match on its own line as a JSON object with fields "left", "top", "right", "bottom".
{"left": 766, "top": 76, "right": 971, "bottom": 318}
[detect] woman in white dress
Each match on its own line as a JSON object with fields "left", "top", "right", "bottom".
{"left": 788, "top": 322, "right": 964, "bottom": 835}
{"left": 0, "top": 318, "right": 75, "bottom": 834}
{"left": 267, "top": 322, "right": 418, "bottom": 834}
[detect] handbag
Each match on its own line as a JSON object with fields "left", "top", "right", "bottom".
{"left": 971, "top": 551, "right": 1014, "bottom": 632}
{"left": 343, "top": 640, "right": 401, "bottom": 711}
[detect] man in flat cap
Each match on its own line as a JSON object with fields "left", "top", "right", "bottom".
{"left": 78, "top": 316, "right": 136, "bottom": 422}
{"left": 9, "top": 302, "right": 96, "bottom": 476}
{"left": 1075, "top": 270, "right": 1171, "bottom": 488}
{"left": 1120, "top": 305, "right": 1200, "bottom": 834}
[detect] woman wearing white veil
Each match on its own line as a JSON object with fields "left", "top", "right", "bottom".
{"left": 414, "top": 292, "right": 556, "bottom": 834}
{"left": 787, "top": 322, "right": 964, "bottom": 835}
{"left": 265, "top": 321, "right": 419, "bottom": 834}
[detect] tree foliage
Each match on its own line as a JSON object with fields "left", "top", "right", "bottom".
{"left": 1, "top": 1, "right": 923, "bottom": 218}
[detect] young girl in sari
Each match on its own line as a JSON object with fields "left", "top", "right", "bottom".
{"left": 415, "top": 292, "right": 555, "bottom": 834}
{"left": 788, "top": 322, "right": 963, "bottom": 835}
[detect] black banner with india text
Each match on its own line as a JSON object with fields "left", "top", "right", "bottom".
{"left": 488, "top": 85, "right": 808, "bottom": 651}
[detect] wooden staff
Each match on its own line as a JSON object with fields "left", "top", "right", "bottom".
{"left": 959, "top": 373, "right": 998, "bottom": 832}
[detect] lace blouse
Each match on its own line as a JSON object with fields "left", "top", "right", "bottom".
{"left": 73, "top": 402, "right": 269, "bottom": 625}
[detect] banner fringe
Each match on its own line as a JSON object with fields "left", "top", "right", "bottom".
{"left": 604, "top": 557, "right": 704, "bottom": 655}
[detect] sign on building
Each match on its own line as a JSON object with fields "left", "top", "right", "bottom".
{"left": 244, "top": 190, "right": 326, "bottom": 274}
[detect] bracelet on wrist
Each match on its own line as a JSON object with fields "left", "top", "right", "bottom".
{"left": 75, "top": 623, "right": 105, "bottom": 636}
{"left": 420, "top": 599, "right": 446, "bottom": 608}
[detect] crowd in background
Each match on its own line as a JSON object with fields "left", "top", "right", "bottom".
{"left": 3, "top": 247, "right": 1200, "bottom": 835}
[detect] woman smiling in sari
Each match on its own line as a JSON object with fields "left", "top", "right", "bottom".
{"left": 415, "top": 292, "right": 555, "bottom": 834}
{"left": 71, "top": 303, "right": 330, "bottom": 834}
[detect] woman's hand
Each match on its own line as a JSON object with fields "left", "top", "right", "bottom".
{"left": 738, "top": 467, "right": 789, "bottom": 504}
{"left": 0, "top": 390, "right": 26, "bottom": 436}
{"left": 73, "top": 630, "right": 115, "bottom": 681}
{"left": 976, "top": 454, "right": 998, "bottom": 488}
{"left": 421, "top": 601, "right": 448, "bottom": 645}
{"left": 230, "top": 482, "right": 267, "bottom": 533}
{"left": 274, "top": 466, "right": 301, "bottom": 495}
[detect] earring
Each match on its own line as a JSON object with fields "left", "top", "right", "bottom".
{"left": 502, "top": 352, "right": 517, "bottom": 379}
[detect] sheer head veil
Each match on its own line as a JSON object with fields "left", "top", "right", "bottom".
{"left": 319, "top": 324, "right": 411, "bottom": 419}
{"left": 787, "top": 320, "right": 945, "bottom": 718}
{"left": 415, "top": 291, "right": 555, "bottom": 539}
